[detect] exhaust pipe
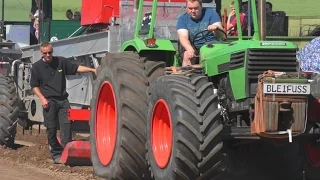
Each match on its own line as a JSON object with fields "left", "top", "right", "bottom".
{"left": 258, "top": 0, "right": 266, "bottom": 40}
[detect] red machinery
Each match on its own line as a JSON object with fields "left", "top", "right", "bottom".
{"left": 81, "top": 0, "right": 120, "bottom": 26}
{"left": 58, "top": 0, "right": 188, "bottom": 166}
{"left": 81, "top": 0, "right": 188, "bottom": 26}
{"left": 59, "top": 109, "right": 91, "bottom": 165}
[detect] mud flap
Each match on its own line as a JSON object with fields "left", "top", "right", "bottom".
{"left": 60, "top": 141, "right": 92, "bottom": 166}
{"left": 46, "top": 136, "right": 92, "bottom": 166}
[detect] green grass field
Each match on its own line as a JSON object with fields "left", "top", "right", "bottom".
{"left": 1, "top": 0, "right": 319, "bottom": 21}
{"left": 222, "top": 0, "right": 320, "bottom": 17}
{"left": 0, "top": 0, "right": 82, "bottom": 21}
{"left": 221, "top": 0, "right": 320, "bottom": 36}
{"left": 1, "top": 0, "right": 320, "bottom": 36}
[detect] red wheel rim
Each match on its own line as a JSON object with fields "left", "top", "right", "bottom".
{"left": 95, "top": 81, "right": 117, "bottom": 166}
{"left": 151, "top": 99, "right": 172, "bottom": 168}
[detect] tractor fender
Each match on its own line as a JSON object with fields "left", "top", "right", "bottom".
{"left": 121, "top": 38, "right": 176, "bottom": 53}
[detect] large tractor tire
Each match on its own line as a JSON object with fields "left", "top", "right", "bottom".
{"left": 146, "top": 74, "right": 224, "bottom": 179}
{"left": 90, "top": 52, "right": 165, "bottom": 179}
{"left": 0, "top": 76, "right": 19, "bottom": 148}
{"left": 300, "top": 98, "right": 320, "bottom": 180}
{"left": 302, "top": 140, "right": 320, "bottom": 180}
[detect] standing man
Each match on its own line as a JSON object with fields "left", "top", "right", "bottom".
{"left": 30, "top": 42, "right": 96, "bottom": 164}
{"left": 177, "top": 0, "right": 223, "bottom": 66}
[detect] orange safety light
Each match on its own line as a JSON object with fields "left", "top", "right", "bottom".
{"left": 146, "top": 38, "right": 157, "bottom": 48}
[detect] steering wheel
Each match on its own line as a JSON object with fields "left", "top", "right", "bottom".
{"left": 191, "top": 28, "right": 227, "bottom": 49}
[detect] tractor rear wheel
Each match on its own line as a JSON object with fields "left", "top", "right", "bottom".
{"left": 90, "top": 52, "right": 165, "bottom": 179}
{"left": 146, "top": 74, "right": 224, "bottom": 179}
{"left": 302, "top": 140, "right": 320, "bottom": 180}
{"left": 300, "top": 98, "right": 320, "bottom": 180}
{"left": 0, "top": 76, "right": 19, "bottom": 148}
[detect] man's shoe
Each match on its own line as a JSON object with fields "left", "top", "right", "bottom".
{"left": 46, "top": 157, "right": 62, "bottom": 164}
{"left": 53, "top": 157, "right": 62, "bottom": 164}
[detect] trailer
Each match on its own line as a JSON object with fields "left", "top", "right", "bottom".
{"left": 1, "top": 0, "right": 320, "bottom": 179}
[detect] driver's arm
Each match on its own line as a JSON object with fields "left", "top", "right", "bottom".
{"left": 210, "top": 22, "right": 223, "bottom": 30}
{"left": 207, "top": 9, "right": 225, "bottom": 36}
{"left": 211, "top": 22, "right": 225, "bottom": 37}
{"left": 177, "top": 29, "right": 193, "bottom": 52}
{"left": 177, "top": 15, "right": 194, "bottom": 52}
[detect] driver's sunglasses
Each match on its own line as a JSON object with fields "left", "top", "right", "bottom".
{"left": 42, "top": 51, "right": 52, "bottom": 55}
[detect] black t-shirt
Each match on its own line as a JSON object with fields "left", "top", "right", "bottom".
{"left": 30, "top": 56, "right": 79, "bottom": 99}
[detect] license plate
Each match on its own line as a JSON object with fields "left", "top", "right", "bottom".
{"left": 263, "top": 83, "right": 310, "bottom": 95}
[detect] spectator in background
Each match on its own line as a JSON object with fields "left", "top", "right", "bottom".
{"left": 227, "top": 0, "right": 247, "bottom": 36}
{"left": 266, "top": 2, "right": 273, "bottom": 16}
{"left": 29, "top": 0, "right": 40, "bottom": 20}
{"left": 227, "top": 1, "right": 236, "bottom": 24}
{"left": 33, "top": 14, "right": 43, "bottom": 40}
{"left": 33, "top": 19, "right": 39, "bottom": 40}
{"left": 29, "top": 0, "right": 40, "bottom": 44}
{"left": 73, "top": 11, "right": 81, "bottom": 20}
{"left": 242, "top": 1, "right": 248, "bottom": 14}
{"left": 227, "top": 1, "right": 236, "bottom": 30}
{"left": 297, "top": 36, "right": 320, "bottom": 73}
{"left": 29, "top": 0, "right": 44, "bottom": 24}
{"left": 66, "top": 9, "right": 73, "bottom": 20}
{"left": 29, "top": 0, "right": 44, "bottom": 42}
{"left": 33, "top": 2, "right": 45, "bottom": 41}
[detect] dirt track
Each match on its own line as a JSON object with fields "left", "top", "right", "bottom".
{"left": 0, "top": 126, "right": 103, "bottom": 180}
{"left": 0, "top": 158, "right": 95, "bottom": 180}
{"left": 0, "top": 125, "right": 316, "bottom": 180}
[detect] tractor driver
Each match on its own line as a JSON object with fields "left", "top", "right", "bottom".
{"left": 177, "top": 0, "right": 223, "bottom": 67}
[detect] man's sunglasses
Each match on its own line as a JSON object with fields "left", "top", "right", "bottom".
{"left": 42, "top": 51, "right": 52, "bottom": 55}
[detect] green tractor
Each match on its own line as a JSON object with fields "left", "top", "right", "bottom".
{"left": 90, "top": 0, "right": 311, "bottom": 179}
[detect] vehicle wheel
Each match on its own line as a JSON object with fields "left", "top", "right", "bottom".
{"left": 0, "top": 78, "right": 19, "bottom": 106}
{"left": 146, "top": 74, "right": 224, "bottom": 179}
{"left": 300, "top": 98, "right": 320, "bottom": 180}
{"left": 301, "top": 139, "right": 320, "bottom": 180}
{"left": 0, "top": 76, "right": 19, "bottom": 148}
{"left": 90, "top": 52, "right": 165, "bottom": 179}
{"left": 256, "top": 140, "right": 302, "bottom": 180}
{"left": 96, "top": 54, "right": 112, "bottom": 75}
{"left": 223, "top": 140, "right": 253, "bottom": 177}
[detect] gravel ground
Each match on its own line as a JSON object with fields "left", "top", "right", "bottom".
{"left": 0, "top": 125, "right": 103, "bottom": 180}
{"left": 0, "top": 125, "right": 318, "bottom": 180}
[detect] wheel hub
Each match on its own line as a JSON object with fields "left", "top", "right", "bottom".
{"left": 151, "top": 99, "right": 172, "bottom": 168}
{"left": 95, "top": 81, "right": 117, "bottom": 166}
